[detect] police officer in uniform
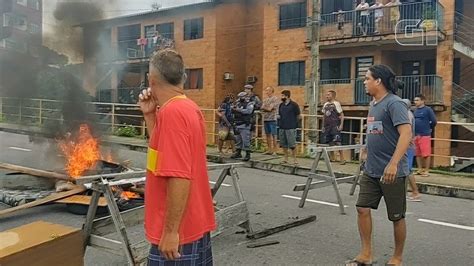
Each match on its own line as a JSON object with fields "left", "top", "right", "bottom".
{"left": 231, "top": 91, "right": 255, "bottom": 161}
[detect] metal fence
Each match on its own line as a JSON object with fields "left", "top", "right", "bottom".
{"left": 455, "top": 11, "right": 474, "bottom": 51}
{"left": 320, "top": 2, "right": 444, "bottom": 40}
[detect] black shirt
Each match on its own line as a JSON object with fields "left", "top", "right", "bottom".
{"left": 278, "top": 100, "right": 300, "bottom": 129}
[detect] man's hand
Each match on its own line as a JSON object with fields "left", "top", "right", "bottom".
{"left": 159, "top": 232, "right": 181, "bottom": 260}
{"left": 138, "top": 88, "right": 158, "bottom": 115}
{"left": 382, "top": 162, "right": 398, "bottom": 184}
{"left": 321, "top": 127, "right": 326, "bottom": 133}
{"left": 337, "top": 125, "right": 343, "bottom": 131}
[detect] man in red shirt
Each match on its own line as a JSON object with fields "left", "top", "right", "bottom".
{"left": 138, "top": 49, "right": 216, "bottom": 265}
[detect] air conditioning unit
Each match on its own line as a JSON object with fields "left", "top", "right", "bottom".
{"left": 246, "top": 76, "right": 257, "bottom": 83}
{"left": 224, "top": 72, "right": 234, "bottom": 80}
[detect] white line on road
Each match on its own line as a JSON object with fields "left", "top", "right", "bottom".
{"left": 8, "top": 146, "right": 32, "bottom": 152}
{"left": 209, "top": 181, "right": 231, "bottom": 187}
{"left": 418, "top": 219, "right": 474, "bottom": 231}
{"left": 281, "top": 195, "right": 348, "bottom": 208}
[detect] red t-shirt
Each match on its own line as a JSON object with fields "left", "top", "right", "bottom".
{"left": 145, "top": 95, "right": 216, "bottom": 245}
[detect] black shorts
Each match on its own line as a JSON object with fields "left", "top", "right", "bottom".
{"left": 356, "top": 174, "right": 407, "bottom": 221}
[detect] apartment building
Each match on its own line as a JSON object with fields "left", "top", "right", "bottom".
{"left": 80, "top": 0, "right": 473, "bottom": 166}
{"left": 0, "top": 0, "right": 42, "bottom": 93}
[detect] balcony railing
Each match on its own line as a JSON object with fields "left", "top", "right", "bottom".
{"left": 96, "top": 87, "right": 142, "bottom": 104}
{"left": 115, "top": 36, "right": 175, "bottom": 61}
{"left": 320, "top": 2, "right": 444, "bottom": 41}
{"left": 455, "top": 11, "right": 474, "bottom": 51}
{"left": 352, "top": 75, "right": 443, "bottom": 105}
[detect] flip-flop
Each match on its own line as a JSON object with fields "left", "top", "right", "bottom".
{"left": 280, "top": 160, "right": 288, "bottom": 164}
{"left": 407, "top": 196, "right": 422, "bottom": 202}
{"left": 345, "top": 258, "right": 374, "bottom": 266}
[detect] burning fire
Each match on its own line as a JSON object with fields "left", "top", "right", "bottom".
{"left": 59, "top": 124, "right": 100, "bottom": 178}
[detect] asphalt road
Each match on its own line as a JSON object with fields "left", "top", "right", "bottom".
{"left": 1, "top": 131, "right": 473, "bottom": 265}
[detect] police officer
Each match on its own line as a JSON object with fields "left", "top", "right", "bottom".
{"left": 231, "top": 91, "right": 255, "bottom": 161}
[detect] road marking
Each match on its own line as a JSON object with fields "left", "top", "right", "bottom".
{"left": 418, "top": 219, "right": 474, "bottom": 231}
{"left": 209, "top": 181, "right": 231, "bottom": 187}
{"left": 281, "top": 195, "right": 348, "bottom": 208}
{"left": 8, "top": 147, "right": 32, "bottom": 152}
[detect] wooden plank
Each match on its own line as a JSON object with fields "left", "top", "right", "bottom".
{"left": 214, "top": 202, "right": 249, "bottom": 235}
{"left": 91, "top": 206, "right": 144, "bottom": 236}
{"left": 0, "top": 162, "right": 71, "bottom": 181}
{"left": 247, "top": 240, "right": 280, "bottom": 248}
{"left": 55, "top": 195, "right": 108, "bottom": 207}
{"left": 0, "top": 186, "right": 86, "bottom": 218}
{"left": 207, "top": 163, "right": 244, "bottom": 171}
{"left": 247, "top": 215, "right": 317, "bottom": 240}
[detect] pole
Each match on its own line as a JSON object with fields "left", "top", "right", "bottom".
{"left": 307, "top": 0, "right": 321, "bottom": 143}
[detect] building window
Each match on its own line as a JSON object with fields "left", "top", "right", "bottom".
{"left": 157, "top": 22, "right": 174, "bottom": 40}
{"left": 184, "top": 18, "right": 204, "bottom": 40}
{"left": 28, "top": 23, "right": 40, "bottom": 34}
{"left": 320, "top": 58, "right": 351, "bottom": 83}
{"left": 3, "top": 13, "right": 27, "bottom": 30}
{"left": 278, "top": 61, "right": 305, "bottom": 86}
{"left": 185, "top": 69, "right": 203, "bottom": 90}
{"left": 27, "top": 0, "right": 40, "bottom": 10}
{"left": 279, "top": 2, "right": 307, "bottom": 30}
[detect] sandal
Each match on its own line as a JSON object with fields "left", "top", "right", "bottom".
{"left": 280, "top": 160, "right": 288, "bottom": 164}
{"left": 407, "top": 196, "right": 422, "bottom": 202}
{"left": 345, "top": 258, "right": 374, "bottom": 266}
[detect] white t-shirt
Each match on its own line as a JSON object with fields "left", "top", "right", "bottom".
{"left": 357, "top": 3, "right": 370, "bottom": 16}
{"left": 372, "top": 3, "right": 384, "bottom": 18}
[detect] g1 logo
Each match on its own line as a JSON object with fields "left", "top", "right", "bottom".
{"left": 395, "top": 19, "right": 439, "bottom": 46}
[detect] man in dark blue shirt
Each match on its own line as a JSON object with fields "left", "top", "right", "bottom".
{"left": 413, "top": 94, "right": 437, "bottom": 177}
{"left": 277, "top": 90, "right": 300, "bottom": 165}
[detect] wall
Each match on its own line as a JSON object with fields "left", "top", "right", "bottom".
{"left": 245, "top": 0, "right": 265, "bottom": 97}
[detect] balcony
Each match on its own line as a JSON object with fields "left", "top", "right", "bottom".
{"left": 319, "top": 2, "right": 445, "bottom": 47}
{"left": 320, "top": 75, "right": 443, "bottom": 106}
{"left": 115, "top": 36, "right": 175, "bottom": 61}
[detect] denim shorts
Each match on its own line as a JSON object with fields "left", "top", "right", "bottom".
{"left": 264, "top": 121, "right": 278, "bottom": 136}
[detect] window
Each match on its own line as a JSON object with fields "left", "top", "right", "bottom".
{"left": 184, "top": 18, "right": 204, "bottom": 40}
{"left": 320, "top": 58, "right": 351, "bottom": 83}
{"left": 28, "top": 23, "right": 40, "bottom": 34}
{"left": 278, "top": 61, "right": 305, "bottom": 86}
{"left": 321, "top": 0, "right": 354, "bottom": 14}
{"left": 144, "top": 25, "right": 156, "bottom": 38}
{"left": 185, "top": 69, "right": 203, "bottom": 90}
{"left": 157, "top": 22, "right": 174, "bottom": 40}
{"left": 27, "top": 0, "right": 40, "bottom": 10}
{"left": 3, "top": 13, "right": 27, "bottom": 30}
{"left": 279, "top": 2, "right": 307, "bottom": 30}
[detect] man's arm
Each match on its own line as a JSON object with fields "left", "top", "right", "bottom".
{"left": 383, "top": 123, "right": 412, "bottom": 183}
{"left": 144, "top": 114, "right": 156, "bottom": 138}
{"left": 237, "top": 103, "right": 254, "bottom": 115}
{"left": 336, "top": 102, "right": 344, "bottom": 130}
{"left": 429, "top": 108, "right": 437, "bottom": 128}
{"left": 159, "top": 178, "right": 191, "bottom": 260}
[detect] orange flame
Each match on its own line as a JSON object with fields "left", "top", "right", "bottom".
{"left": 59, "top": 124, "right": 100, "bottom": 178}
{"left": 121, "top": 191, "right": 141, "bottom": 200}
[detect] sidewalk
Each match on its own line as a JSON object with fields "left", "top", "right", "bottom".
{"left": 1, "top": 122, "right": 473, "bottom": 199}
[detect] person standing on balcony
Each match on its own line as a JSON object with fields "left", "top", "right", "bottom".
{"left": 413, "top": 94, "right": 437, "bottom": 177}
{"left": 138, "top": 49, "right": 215, "bottom": 265}
{"left": 321, "top": 90, "right": 345, "bottom": 165}
{"left": 261, "top": 86, "right": 280, "bottom": 155}
{"left": 356, "top": 0, "right": 370, "bottom": 36}
{"left": 278, "top": 90, "right": 300, "bottom": 166}
{"left": 402, "top": 99, "right": 422, "bottom": 201}
{"left": 386, "top": 0, "right": 401, "bottom": 32}
{"left": 371, "top": 0, "right": 385, "bottom": 34}
{"left": 348, "top": 65, "right": 411, "bottom": 266}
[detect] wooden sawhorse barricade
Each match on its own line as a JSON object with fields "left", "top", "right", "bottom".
{"left": 293, "top": 144, "right": 364, "bottom": 214}
{"left": 77, "top": 163, "right": 250, "bottom": 265}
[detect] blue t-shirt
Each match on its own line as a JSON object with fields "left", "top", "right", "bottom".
{"left": 414, "top": 106, "right": 437, "bottom": 136}
{"left": 365, "top": 94, "right": 411, "bottom": 178}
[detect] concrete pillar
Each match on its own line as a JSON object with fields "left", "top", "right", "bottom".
{"left": 433, "top": 0, "right": 455, "bottom": 166}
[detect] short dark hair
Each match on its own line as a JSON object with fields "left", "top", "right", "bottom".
{"left": 281, "top": 90, "right": 291, "bottom": 98}
{"left": 415, "top": 94, "right": 426, "bottom": 101}
{"left": 328, "top": 90, "right": 336, "bottom": 97}
{"left": 150, "top": 49, "right": 185, "bottom": 86}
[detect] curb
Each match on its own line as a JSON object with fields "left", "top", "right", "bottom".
{"left": 1, "top": 125, "right": 473, "bottom": 200}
